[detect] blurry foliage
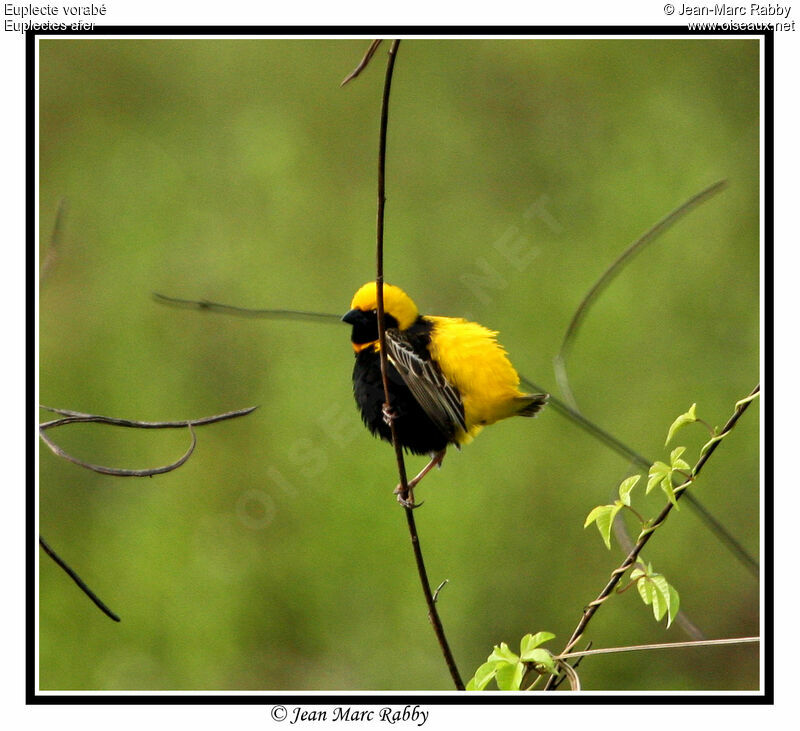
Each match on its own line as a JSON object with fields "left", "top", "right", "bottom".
{"left": 38, "top": 38, "right": 759, "bottom": 691}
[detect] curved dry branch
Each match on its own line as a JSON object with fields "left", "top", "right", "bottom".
{"left": 554, "top": 179, "right": 728, "bottom": 407}
{"left": 39, "top": 405, "right": 257, "bottom": 619}
{"left": 39, "top": 405, "right": 257, "bottom": 476}
{"left": 39, "top": 424, "right": 196, "bottom": 477}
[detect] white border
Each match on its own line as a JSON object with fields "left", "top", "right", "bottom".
{"left": 33, "top": 30, "right": 767, "bottom": 701}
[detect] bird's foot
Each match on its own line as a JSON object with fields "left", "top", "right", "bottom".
{"left": 382, "top": 403, "right": 397, "bottom": 426}
{"left": 394, "top": 482, "right": 424, "bottom": 509}
{"left": 390, "top": 450, "right": 446, "bottom": 507}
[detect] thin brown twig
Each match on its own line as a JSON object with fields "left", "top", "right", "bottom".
{"left": 556, "top": 658, "right": 581, "bottom": 690}
{"left": 370, "top": 39, "right": 464, "bottom": 691}
{"left": 152, "top": 292, "right": 342, "bottom": 323}
{"left": 542, "top": 384, "right": 759, "bottom": 690}
{"left": 549, "top": 640, "right": 592, "bottom": 691}
{"left": 544, "top": 636, "right": 759, "bottom": 689}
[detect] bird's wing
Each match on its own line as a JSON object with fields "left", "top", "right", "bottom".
{"left": 385, "top": 329, "right": 467, "bottom": 436}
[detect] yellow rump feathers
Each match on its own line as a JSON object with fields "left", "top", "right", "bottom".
{"left": 424, "top": 315, "right": 528, "bottom": 440}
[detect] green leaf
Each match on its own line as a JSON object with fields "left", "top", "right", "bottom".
{"left": 584, "top": 505, "right": 607, "bottom": 528}
{"left": 525, "top": 648, "right": 557, "bottom": 675}
{"left": 618, "top": 475, "right": 641, "bottom": 506}
{"left": 665, "top": 403, "right": 697, "bottom": 446}
{"left": 495, "top": 660, "right": 525, "bottom": 691}
{"left": 633, "top": 566, "right": 680, "bottom": 627}
{"left": 584, "top": 503, "right": 622, "bottom": 549}
{"left": 649, "top": 574, "right": 670, "bottom": 621}
{"left": 660, "top": 475, "right": 679, "bottom": 508}
{"left": 520, "top": 632, "right": 556, "bottom": 659}
{"left": 488, "top": 642, "right": 519, "bottom": 664}
{"left": 669, "top": 446, "right": 690, "bottom": 472}
{"left": 649, "top": 573, "right": 669, "bottom": 599}
{"left": 637, "top": 576, "right": 656, "bottom": 606}
{"left": 650, "top": 587, "right": 667, "bottom": 620}
{"left": 647, "top": 461, "right": 671, "bottom": 494}
{"left": 467, "top": 660, "right": 500, "bottom": 691}
{"left": 669, "top": 446, "right": 685, "bottom": 464}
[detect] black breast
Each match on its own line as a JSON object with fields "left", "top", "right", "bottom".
{"left": 352, "top": 322, "right": 452, "bottom": 455}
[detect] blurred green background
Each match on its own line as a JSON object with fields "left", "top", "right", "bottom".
{"left": 38, "top": 38, "right": 760, "bottom": 691}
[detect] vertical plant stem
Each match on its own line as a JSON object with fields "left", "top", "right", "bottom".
{"left": 373, "top": 38, "right": 464, "bottom": 691}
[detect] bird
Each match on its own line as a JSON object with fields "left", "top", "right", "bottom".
{"left": 341, "top": 282, "right": 548, "bottom": 504}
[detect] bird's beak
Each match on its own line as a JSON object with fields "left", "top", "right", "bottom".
{"left": 341, "top": 309, "right": 364, "bottom": 325}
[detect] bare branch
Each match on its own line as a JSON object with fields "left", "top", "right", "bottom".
{"left": 549, "top": 640, "right": 592, "bottom": 691}
{"left": 39, "top": 405, "right": 257, "bottom": 618}
{"left": 39, "top": 405, "right": 257, "bottom": 476}
{"left": 556, "top": 658, "right": 582, "bottom": 691}
{"left": 558, "top": 636, "right": 759, "bottom": 661}
{"left": 153, "top": 292, "right": 341, "bottom": 324}
{"left": 39, "top": 423, "right": 197, "bottom": 477}
{"left": 432, "top": 579, "right": 448, "bottom": 603}
{"left": 39, "top": 405, "right": 258, "bottom": 429}
{"left": 39, "top": 535, "right": 120, "bottom": 622}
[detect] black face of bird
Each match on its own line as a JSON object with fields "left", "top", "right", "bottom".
{"left": 341, "top": 308, "right": 399, "bottom": 346}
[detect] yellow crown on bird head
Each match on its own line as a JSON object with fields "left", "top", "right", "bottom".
{"left": 350, "top": 282, "right": 419, "bottom": 330}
